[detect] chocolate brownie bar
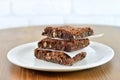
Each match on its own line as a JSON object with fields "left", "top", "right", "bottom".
{"left": 38, "top": 38, "right": 89, "bottom": 52}
{"left": 34, "top": 48, "right": 86, "bottom": 66}
{"left": 42, "top": 25, "right": 93, "bottom": 40}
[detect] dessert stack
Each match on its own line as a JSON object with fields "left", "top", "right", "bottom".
{"left": 34, "top": 25, "right": 93, "bottom": 65}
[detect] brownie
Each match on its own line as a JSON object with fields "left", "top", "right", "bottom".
{"left": 34, "top": 48, "right": 86, "bottom": 66}
{"left": 42, "top": 25, "right": 93, "bottom": 40}
{"left": 38, "top": 38, "right": 89, "bottom": 52}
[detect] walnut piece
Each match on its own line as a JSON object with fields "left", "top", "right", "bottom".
{"left": 43, "top": 42, "right": 47, "bottom": 47}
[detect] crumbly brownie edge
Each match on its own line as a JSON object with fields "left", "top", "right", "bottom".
{"left": 38, "top": 38, "right": 90, "bottom": 52}
{"left": 42, "top": 26, "right": 93, "bottom": 40}
{"left": 34, "top": 48, "right": 86, "bottom": 66}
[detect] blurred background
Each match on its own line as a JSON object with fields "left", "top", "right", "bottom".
{"left": 0, "top": 0, "right": 120, "bottom": 29}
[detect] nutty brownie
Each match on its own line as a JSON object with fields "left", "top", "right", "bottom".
{"left": 42, "top": 25, "right": 93, "bottom": 40}
{"left": 38, "top": 38, "right": 89, "bottom": 52}
{"left": 34, "top": 48, "right": 86, "bottom": 66}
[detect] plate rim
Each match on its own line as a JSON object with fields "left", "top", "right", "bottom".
{"left": 7, "top": 41, "right": 114, "bottom": 72}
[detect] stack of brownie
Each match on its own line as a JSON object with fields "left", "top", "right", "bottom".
{"left": 34, "top": 25, "right": 93, "bottom": 65}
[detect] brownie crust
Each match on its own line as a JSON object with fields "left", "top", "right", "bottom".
{"left": 38, "top": 38, "right": 89, "bottom": 52}
{"left": 42, "top": 25, "right": 93, "bottom": 40}
{"left": 34, "top": 48, "right": 86, "bottom": 66}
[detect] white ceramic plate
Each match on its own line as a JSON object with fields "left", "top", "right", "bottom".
{"left": 7, "top": 41, "right": 114, "bottom": 72}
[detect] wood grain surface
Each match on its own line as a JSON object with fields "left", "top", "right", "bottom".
{"left": 0, "top": 25, "right": 120, "bottom": 80}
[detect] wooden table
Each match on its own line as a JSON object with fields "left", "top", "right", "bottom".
{"left": 0, "top": 25, "right": 120, "bottom": 80}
